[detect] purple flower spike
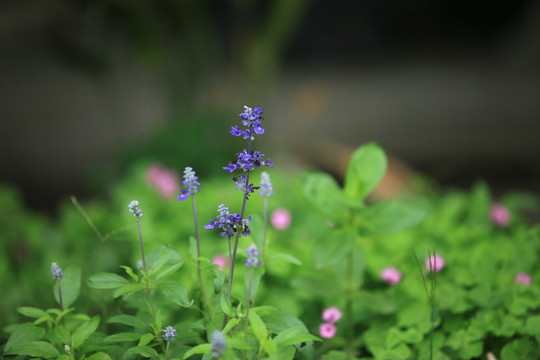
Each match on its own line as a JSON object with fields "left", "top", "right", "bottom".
{"left": 177, "top": 167, "right": 200, "bottom": 201}
{"left": 162, "top": 326, "right": 177, "bottom": 341}
{"left": 51, "top": 262, "right": 63, "bottom": 281}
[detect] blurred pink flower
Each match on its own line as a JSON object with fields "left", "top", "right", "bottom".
{"left": 271, "top": 208, "right": 292, "bottom": 230}
{"left": 319, "top": 323, "right": 337, "bottom": 339}
{"left": 490, "top": 203, "right": 510, "bottom": 227}
{"left": 425, "top": 254, "right": 445, "bottom": 272}
{"left": 381, "top": 267, "right": 402, "bottom": 285}
{"left": 145, "top": 164, "right": 180, "bottom": 199}
{"left": 212, "top": 254, "right": 228, "bottom": 271}
{"left": 515, "top": 272, "right": 531, "bottom": 286}
{"left": 322, "top": 307, "right": 342, "bottom": 323}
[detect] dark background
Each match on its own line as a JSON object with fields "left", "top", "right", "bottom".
{"left": 1, "top": 0, "right": 539, "bottom": 212}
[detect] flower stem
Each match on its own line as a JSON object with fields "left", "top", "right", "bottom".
{"left": 165, "top": 340, "right": 170, "bottom": 360}
{"left": 192, "top": 194, "right": 212, "bottom": 322}
{"left": 57, "top": 280, "right": 66, "bottom": 325}
{"left": 244, "top": 268, "right": 254, "bottom": 340}
{"left": 262, "top": 197, "right": 268, "bottom": 264}
{"left": 137, "top": 219, "right": 148, "bottom": 274}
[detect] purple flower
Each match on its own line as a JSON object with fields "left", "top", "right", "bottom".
{"left": 230, "top": 106, "right": 265, "bottom": 141}
{"left": 515, "top": 272, "right": 531, "bottom": 286}
{"left": 319, "top": 323, "right": 337, "bottom": 339}
{"left": 244, "top": 244, "right": 261, "bottom": 268}
{"left": 205, "top": 204, "right": 251, "bottom": 239}
{"left": 425, "top": 254, "right": 445, "bottom": 273}
{"left": 259, "top": 172, "right": 273, "bottom": 198}
{"left": 51, "top": 262, "right": 63, "bottom": 281}
{"left": 128, "top": 200, "right": 143, "bottom": 218}
{"left": 381, "top": 267, "right": 402, "bottom": 285}
{"left": 211, "top": 330, "right": 226, "bottom": 358}
{"left": 322, "top": 307, "right": 342, "bottom": 323}
{"left": 490, "top": 203, "right": 510, "bottom": 227}
{"left": 232, "top": 174, "right": 258, "bottom": 196}
{"left": 162, "top": 326, "right": 177, "bottom": 341}
{"left": 223, "top": 150, "right": 274, "bottom": 173}
{"left": 177, "top": 167, "right": 200, "bottom": 201}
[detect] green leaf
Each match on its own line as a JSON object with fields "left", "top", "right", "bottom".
{"left": 322, "top": 350, "right": 360, "bottom": 360}
{"left": 4, "top": 341, "right": 60, "bottom": 358}
{"left": 248, "top": 311, "right": 268, "bottom": 344}
{"left": 220, "top": 293, "right": 234, "bottom": 318}
{"left": 270, "top": 253, "right": 302, "bottom": 266}
{"left": 87, "top": 273, "right": 128, "bottom": 289}
{"left": 54, "top": 325, "right": 71, "bottom": 345}
{"left": 104, "top": 332, "right": 141, "bottom": 342}
{"left": 278, "top": 346, "right": 296, "bottom": 360}
{"left": 357, "top": 201, "right": 427, "bottom": 235}
{"left": 125, "top": 346, "right": 160, "bottom": 359}
{"left": 183, "top": 344, "right": 212, "bottom": 359}
{"left": 501, "top": 338, "right": 539, "bottom": 360}
{"left": 222, "top": 318, "right": 239, "bottom": 335}
{"left": 54, "top": 266, "right": 81, "bottom": 308}
{"left": 138, "top": 333, "right": 155, "bottom": 346}
{"left": 153, "top": 262, "right": 183, "bottom": 281}
{"left": 274, "top": 327, "right": 320, "bottom": 346}
{"left": 303, "top": 172, "right": 349, "bottom": 222}
{"left": 146, "top": 245, "right": 183, "bottom": 275}
{"left": 344, "top": 142, "right": 387, "bottom": 200}
{"left": 107, "top": 314, "right": 149, "bottom": 329}
{"left": 87, "top": 352, "right": 112, "bottom": 360}
{"left": 4, "top": 323, "right": 45, "bottom": 352}
{"left": 71, "top": 315, "right": 100, "bottom": 349}
{"left": 263, "top": 339, "right": 277, "bottom": 356}
{"left": 113, "top": 283, "right": 145, "bottom": 298}
{"left": 17, "top": 306, "right": 49, "bottom": 319}
{"left": 159, "top": 280, "right": 192, "bottom": 307}
{"left": 120, "top": 266, "right": 139, "bottom": 282}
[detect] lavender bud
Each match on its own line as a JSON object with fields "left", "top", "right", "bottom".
{"left": 128, "top": 200, "right": 143, "bottom": 218}
{"left": 51, "top": 262, "right": 63, "bottom": 280}
{"left": 162, "top": 326, "right": 177, "bottom": 341}
{"left": 259, "top": 172, "right": 274, "bottom": 197}
{"left": 211, "top": 330, "right": 226, "bottom": 358}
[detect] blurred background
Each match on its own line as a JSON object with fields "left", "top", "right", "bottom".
{"left": 1, "top": 0, "right": 540, "bottom": 212}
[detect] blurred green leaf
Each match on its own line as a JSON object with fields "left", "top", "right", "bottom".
{"left": 54, "top": 266, "right": 81, "bottom": 308}
{"left": 104, "top": 332, "right": 141, "bottom": 342}
{"left": 4, "top": 323, "right": 45, "bottom": 352}
{"left": 107, "top": 314, "right": 148, "bottom": 329}
{"left": 357, "top": 201, "right": 427, "bottom": 235}
{"left": 344, "top": 142, "right": 387, "bottom": 200}
{"left": 248, "top": 311, "right": 268, "bottom": 344}
{"left": 183, "top": 344, "right": 211, "bottom": 359}
{"left": 88, "top": 273, "right": 128, "bottom": 289}
{"left": 159, "top": 280, "right": 192, "bottom": 307}
{"left": 71, "top": 315, "right": 100, "bottom": 349}
{"left": 4, "top": 341, "right": 60, "bottom": 358}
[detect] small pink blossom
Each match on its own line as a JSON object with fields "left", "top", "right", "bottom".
{"left": 212, "top": 254, "right": 228, "bottom": 271}
{"left": 515, "top": 272, "right": 531, "bottom": 286}
{"left": 490, "top": 203, "right": 510, "bottom": 227}
{"left": 425, "top": 254, "right": 445, "bottom": 272}
{"left": 145, "top": 164, "right": 180, "bottom": 199}
{"left": 381, "top": 267, "right": 402, "bottom": 285}
{"left": 271, "top": 208, "right": 292, "bottom": 230}
{"left": 322, "top": 307, "right": 342, "bottom": 323}
{"left": 319, "top": 323, "right": 337, "bottom": 339}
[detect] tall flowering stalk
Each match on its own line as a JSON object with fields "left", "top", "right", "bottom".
{"left": 244, "top": 244, "right": 261, "bottom": 340}
{"left": 177, "top": 167, "right": 211, "bottom": 321}
{"left": 162, "top": 326, "right": 177, "bottom": 360}
{"left": 51, "top": 262, "right": 64, "bottom": 311}
{"left": 259, "top": 172, "right": 273, "bottom": 262}
{"left": 205, "top": 106, "right": 273, "bottom": 301}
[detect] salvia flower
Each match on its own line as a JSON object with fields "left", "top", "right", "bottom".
{"left": 162, "top": 326, "right": 177, "bottom": 341}
{"left": 258, "top": 171, "right": 274, "bottom": 198}
{"left": 229, "top": 106, "right": 265, "bottom": 141}
{"left": 515, "top": 272, "right": 531, "bottom": 286}
{"left": 205, "top": 204, "right": 250, "bottom": 239}
{"left": 381, "top": 267, "right": 402, "bottom": 285}
{"left": 128, "top": 200, "right": 143, "bottom": 218}
{"left": 232, "top": 174, "right": 258, "bottom": 196}
{"left": 177, "top": 166, "right": 200, "bottom": 201}
{"left": 490, "top": 203, "right": 511, "bottom": 227}
{"left": 244, "top": 244, "right": 261, "bottom": 268}
{"left": 425, "top": 253, "right": 445, "bottom": 273}
{"left": 211, "top": 330, "right": 226, "bottom": 358}
{"left": 271, "top": 208, "right": 292, "bottom": 230}
{"left": 322, "top": 307, "right": 342, "bottom": 323}
{"left": 319, "top": 323, "right": 337, "bottom": 339}
{"left": 223, "top": 150, "right": 274, "bottom": 173}
{"left": 51, "top": 262, "right": 63, "bottom": 281}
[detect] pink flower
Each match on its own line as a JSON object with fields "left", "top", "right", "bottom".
{"left": 425, "top": 254, "right": 445, "bottom": 272}
{"left": 515, "top": 272, "right": 531, "bottom": 286}
{"left": 145, "top": 164, "right": 180, "bottom": 199}
{"left": 381, "top": 267, "right": 402, "bottom": 285}
{"left": 319, "top": 323, "right": 337, "bottom": 339}
{"left": 490, "top": 203, "right": 510, "bottom": 227}
{"left": 271, "top": 208, "right": 292, "bottom": 230}
{"left": 322, "top": 307, "right": 342, "bottom": 323}
{"left": 212, "top": 254, "right": 228, "bottom": 271}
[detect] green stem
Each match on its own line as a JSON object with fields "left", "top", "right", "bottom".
{"left": 192, "top": 194, "right": 212, "bottom": 322}
{"left": 262, "top": 198, "right": 268, "bottom": 264}
{"left": 165, "top": 340, "right": 170, "bottom": 360}
{"left": 245, "top": 269, "right": 254, "bottom": 341}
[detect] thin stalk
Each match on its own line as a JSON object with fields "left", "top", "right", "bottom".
{"left": 137, "top": 219, "right": 148, "bottom": 274}
{"left": 57, "top": 281, "right": 66, "bottom": 325}
{"left": 165, "top": 340, "right": 170, "bottom": 360}
{"left": 192, "top": 194, "right": 212, "bottom": 322}
{"left": 244, "top": 269, "right": 254, "bottom": 340}
{"left": 262, "top": 198, "right": 269, "bottom": 263}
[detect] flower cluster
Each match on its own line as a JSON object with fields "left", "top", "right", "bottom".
{"left": 205, "top": 204, "right": 251, "bottom": 239}
{"left": 162, "top": 326, "right": 177, "bottom": 341}
{"left": 319, "top": 306, "right": 342, "bottom": 339}
{"left": 259, "top": 172, "right": 273, "bottom": 198}
{"left": 145, "top": 163, "right": 179, "bottom": 199}
{"left": 244, "top": 244, "right": 261, "bottom": 268}
{"left": 381, "top": 267, "right": 402, "bottom": 285}
{"left": 425, "top": 253, "right": 445, "bottom": 273}
{"left": 177, "top": 166, "right": 200, "bottom": 201}
{"left": 211, "top": 330, "right": 226, "bottom": 358}
{"left": 223, "top": 150, "right": 274, "bottom": 173}
{"left": 229, "top": 106, "right": 265, "bottom": 140}
{"left": 51, "top": 262, "right": 63, "bottom": 281}
{"left": 232, "top": 174, "right": 258, "bottom": 196}
{"left": 128, "top": 200, "right": 143, "bottom": 218}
